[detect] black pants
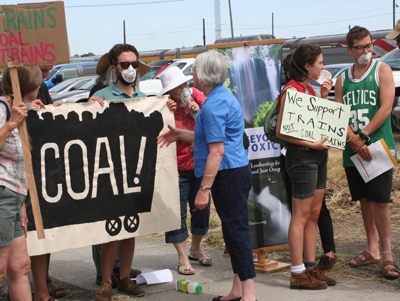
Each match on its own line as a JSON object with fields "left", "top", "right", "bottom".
{"left": 211, "top": 165, "right": 256, "bottom": 281}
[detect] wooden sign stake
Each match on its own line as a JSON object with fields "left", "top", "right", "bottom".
{"left": 8, "top": 63, "right": 45, "bottom": 239}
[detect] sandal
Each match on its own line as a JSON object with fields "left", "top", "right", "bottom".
{"left": 188, "top": 252, "right": 213, "bottom": 266}
{"left": 381, "top": 260, "right": 400, "bottom": 280}
{"left": 348, "top": 250, "right": 380, "bottom": 267}
{"left": 177, "top": 263, "right": 195, "bottom": 275}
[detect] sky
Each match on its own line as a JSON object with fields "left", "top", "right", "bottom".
{"left": 1, "top": 0, "right": 399, "bottom": 56}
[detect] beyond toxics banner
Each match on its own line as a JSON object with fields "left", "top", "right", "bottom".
{"left": 26, "top": 96, "right": 180, "bottom": 255}
{"left": 218, "top": 43, "right": 291, "bottom": 249}
{"left": 0, "top": 1, "right": 69, "bottom": 66}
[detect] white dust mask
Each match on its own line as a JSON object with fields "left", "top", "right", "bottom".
{"left": 121, "top": 65, "right": 137, "bottom": 84}
{"left": 357, "top": 52, "right": 372, "bottom": 65}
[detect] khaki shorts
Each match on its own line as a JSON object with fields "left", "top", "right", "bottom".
{"left": 0, "top": 186, "right": 25, "bottom": 247}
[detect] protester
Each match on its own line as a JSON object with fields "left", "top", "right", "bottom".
{"left": 335, "top": 26, "right": 399, "bottom": 279}
{"left": 282, "top": 56, "right": 338, "bottom": 271}
{"left": 159, "top": 66, "right": 212, "bottom": 276}
{"left": 158, "top": 51, "right": 257, "bottom": 301}
{"left": 28, "top": 65, "right": 68, "bottom": 301}
{"left": 37, "top": 66, "right": 52, "bottom": 105}
{"left": 0, "top": 65, "right": 45, "bottom": 301}
{"left": 92, "top": 43, "right": 151, "bottom": 301}
{"left": 386, "top": 19, "right": 400, "bottom": 48}
{"left": 276, "top": 45, "right": 335, "bottom": 289}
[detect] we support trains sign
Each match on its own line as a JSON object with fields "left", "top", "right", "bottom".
{"left": 280, "top": 90, "right": 350, "bottom": 149}
{"left": 0, "top": 1, "right": 69, "bottom": 67}
{"left": 26, "top": 97, "right": 180, "bottom": 255}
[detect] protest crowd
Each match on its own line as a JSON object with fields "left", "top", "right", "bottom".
{"left": 0, "top": 5, "right": 399, "bottom": 300}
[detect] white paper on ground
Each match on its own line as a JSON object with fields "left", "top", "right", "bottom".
{"left": 350, "top": 139, "right": 397, "bottom": 182}
{"left": 133, "top": 269, "right": 173, "bottom": 285}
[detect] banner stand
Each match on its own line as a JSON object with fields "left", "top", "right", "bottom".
{"left": 223, "top": 244, "right": 290, "bottom": 273}
{"left": 9, "top": 63, "right": 45, "bottom": 239}
{"left": 252, "top": 245, "right": 290, "bottom": 273}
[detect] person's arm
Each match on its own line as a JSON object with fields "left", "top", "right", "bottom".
{"left": 0, "top": 104, "right": 27, "bottom": 147}
{"left": 335, "top": 74, "right": 372, "bottom": 160}
{"left": 194, "top": 142, "right": 224, "bottom": 210}
{"left": 157, "top": 125, "right": 194, "bottom": 147}
{"left": 364, "top": 63, "right": 394, "bottom": 135}
{"left": 275, "top": 87, "right": 328, "bottom": 150}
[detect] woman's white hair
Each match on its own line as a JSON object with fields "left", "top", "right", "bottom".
{"left": 194, "top": 51, "right": 228, "bottom": 86}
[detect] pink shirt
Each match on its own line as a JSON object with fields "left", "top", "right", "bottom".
{"left": 175, "top": 87, "right": 205, "bottom": 171}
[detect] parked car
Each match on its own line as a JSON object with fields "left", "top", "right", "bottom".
{"left": 140, "top": 58, "right": 195, "bottom": 96}
{"left": 52, "top": 77, "right": 97, "bottom": 104}
{"left": 45, "top": 62, "right": 97, "bottom": 89}
{"left": 49, "top": 76, "right": 97, "bottom": 99}
{"left": 381, "top": 48, "right": 400, "bottom": 131}
{"left": 140, "top": 59, "right": 173, "bottom": 80}
{"left": 310, "top": 63, "right": 352, "bottom": 99}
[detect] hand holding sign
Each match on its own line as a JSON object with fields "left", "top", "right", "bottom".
{"left": 280, "top": 90, "right": 350, "bottom": 149}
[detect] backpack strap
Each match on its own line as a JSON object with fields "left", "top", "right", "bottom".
{"left": 0, "top": 99, "right": 10, "bottom": 121}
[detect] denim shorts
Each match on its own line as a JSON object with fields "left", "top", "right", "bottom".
{"left": 285, "top": 145, "right": 328, "bottom": 199}
{"left": 0, "top": 186, "right": 25, "bottom": 247}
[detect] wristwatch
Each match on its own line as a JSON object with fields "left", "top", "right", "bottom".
{"left": 358, "top": 129, "right": 371, "bottom": 144}
{"left": 199, "top": 185, "right": 211, "bottom": 191}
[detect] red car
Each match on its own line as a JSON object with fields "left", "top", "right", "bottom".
{"left": 140, "top": 59, "right": 173, "bottom": 80}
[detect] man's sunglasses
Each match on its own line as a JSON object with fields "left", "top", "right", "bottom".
{"left": 117, "top": 61, "right": 140, "bottom": 69}
{"left": 352, "top": 43, "right": 374, "bottom": 51}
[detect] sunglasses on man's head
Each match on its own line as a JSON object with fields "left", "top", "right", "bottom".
{"left": 117, "top": 61, "right": 139, "bottom": 69}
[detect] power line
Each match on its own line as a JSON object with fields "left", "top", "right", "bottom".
{"left": 66, "top": 0, "right": 185, "bottom": 8}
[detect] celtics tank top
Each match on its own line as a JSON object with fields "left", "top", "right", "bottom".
{"left": 341, "top": 60, "right": 396, "bottom": 167}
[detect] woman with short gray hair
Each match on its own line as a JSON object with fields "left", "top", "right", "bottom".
{"left": 158, "top": 51, "right": 257, "bottom": 301}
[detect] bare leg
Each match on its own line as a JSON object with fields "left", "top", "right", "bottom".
{"left": 360, "top": 200, "right": 380, "bottom": 258}
{"left": 219, "top": 273, "right": 241, "bottom": 300}
{"left": 118, "top": 238, "right": 135, "bottom": 280}
{"left": 0, "top": 245, "right": 11, "bottom": 285}
{"left": 101, "top": 240, "right": 120, "bottom": 283}
{"left": 31, "top": 254, "right": 56, "bottom": 301}
{"left": 189, "top": 234, "right": 203, "bottom": 254}
{"left": 373, "top": 202, "right": 398, "bottom": 277}
{"left": 304, "top": 189, "right": 325, "bottom": 263}
{"left": 289, "top": 197, "right": 313, "bottom": 266}
{"left": 7, "top": 236, "right": 32, "bottom": 301}
{"left": 174, "top": 242, "right": 189, "bottom": 265}
{"left": 240, "top": 276, "right": 256, "bottom": 301}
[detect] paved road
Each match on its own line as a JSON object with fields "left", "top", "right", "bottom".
{"left": 8, "top": 234, "right": 395, "bottom": 301}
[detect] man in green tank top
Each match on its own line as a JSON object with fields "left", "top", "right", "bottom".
{"left": 335, "top": 26, "right": 399, "bottom": 280}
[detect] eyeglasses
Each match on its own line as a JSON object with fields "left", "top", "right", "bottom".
{"left": 117, "top": 61, "right": 139, "bottom": 69}
{"left": 352, "top": 43, "right": 374, "bottom": 51}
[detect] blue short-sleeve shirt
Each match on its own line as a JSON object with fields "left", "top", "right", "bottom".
{"left": 194, "top": 84, "right": 248, "bottom": 177}
{"left": 94, "top": 83, "right": 146, "bottom": 101}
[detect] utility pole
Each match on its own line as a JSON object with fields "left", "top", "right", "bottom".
{"left": 272, "top": 12, "right": 274, "bottom": 37}
{"left": 123, "top": 20, "right": 126, "bottom": 44}
{"left": 214, "top": 0, "right": 221, "bottom": 40}
{"left": 203, "top": 18, "right": 206, "bottom": 46}
{"left": 228, "top": 0, "right": 234, "bottom": 39}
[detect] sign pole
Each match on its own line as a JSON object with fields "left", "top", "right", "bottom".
{"left": 8, "top": 63, "right": 45, "bottom": 239}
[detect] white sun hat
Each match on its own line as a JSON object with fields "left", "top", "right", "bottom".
{"left": 159, "top": 66, "right": 192, "bottom": 96}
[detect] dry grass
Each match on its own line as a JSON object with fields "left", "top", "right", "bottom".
{"left": 204, "top": 146, "right": 400, "bottom": 285}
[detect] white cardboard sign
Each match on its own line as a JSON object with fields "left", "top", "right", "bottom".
{"left": 280, "top": 90, "right": 350, "bottom": 150}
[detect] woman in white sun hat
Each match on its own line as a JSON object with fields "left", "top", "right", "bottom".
{"left": 159, "top": 66, "right": 213, "bottom": 275}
